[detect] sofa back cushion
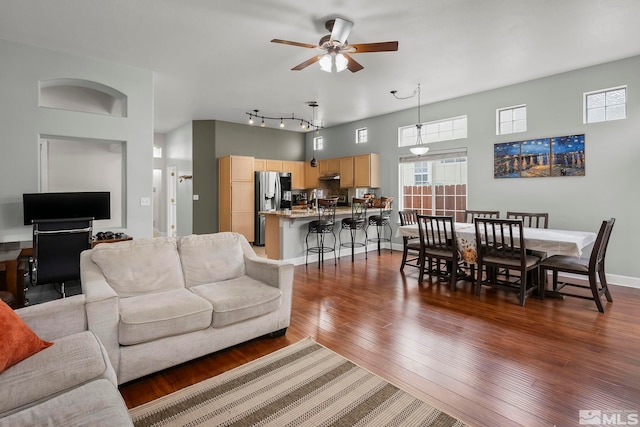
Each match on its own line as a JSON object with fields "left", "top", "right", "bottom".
{"left": 90, "top": 237, "right": 185, "bottom": 297}
{"left": 178, "top": 233, "right": 246, "bottom": 288}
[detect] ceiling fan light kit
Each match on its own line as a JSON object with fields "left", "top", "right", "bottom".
{"left": 271, "top": 17, "right": 399, "bottom": 73}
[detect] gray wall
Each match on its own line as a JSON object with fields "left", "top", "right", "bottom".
{"left": 0, "top": 39, "right": 154, "bottom": 241}
{"left": 164, "top": 120, "right": 305, "bottom": 236}
{"left": 305, "top": 55, "right": 640, "bottom": 283}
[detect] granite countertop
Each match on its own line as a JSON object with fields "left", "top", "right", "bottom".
{"left": 260, "top": 207, "right": 353, "bottom": 219}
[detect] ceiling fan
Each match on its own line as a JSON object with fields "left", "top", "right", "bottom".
{"left": 271, "top": 17, "right": 399, "bottom": 73}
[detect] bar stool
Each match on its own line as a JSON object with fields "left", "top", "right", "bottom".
{"left": 367, "top": 196, "right": 394, "bottom": 255}
{"left": 339, "top": 198, "right": 368, "bottom": 262}
{"left": 305, "top": 198, "right": 338, "bottom": 268}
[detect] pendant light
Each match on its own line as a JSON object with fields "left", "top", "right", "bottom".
{"left": 309, "top": 102, "right": 318, "bottom": 167}
{"left": 392, "top": 84, "right": 429, "bottom": 156}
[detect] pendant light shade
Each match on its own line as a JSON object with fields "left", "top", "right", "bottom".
{"left": 392, "top": 84, "right": 429, "bottom": 156}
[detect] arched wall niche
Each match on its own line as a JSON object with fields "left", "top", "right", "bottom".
{"left": 39, "top": 78, "right": 128, "bottom": 117}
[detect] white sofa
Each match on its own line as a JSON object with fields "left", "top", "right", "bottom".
{"left": 80, "top": 232, "right": 294, "bottom": 384}
{"left": 0, "top": 295, "right": 132, "bottom": 426}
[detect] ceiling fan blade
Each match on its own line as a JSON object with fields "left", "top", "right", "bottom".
{"left": 343, "top": 54, "right": 364, "bottom": 73}
{"left": 292, "top": 55, "right": 322, "bottom": 71}
{"left": 271, "top": 39, "right": 318, "bottom": 49}
{"left": 330, "top": 17, "right": 354, "bottom": 45}
{"left": 349, "top": 41, "right": 399, "bottom": 53}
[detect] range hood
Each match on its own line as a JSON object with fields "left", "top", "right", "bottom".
{"left": 318, "top": 173, "right": 340, "bottom": 180}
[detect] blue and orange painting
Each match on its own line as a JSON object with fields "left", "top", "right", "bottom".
{"left": 494, "top": 134, "right": 585, "bottom": 178}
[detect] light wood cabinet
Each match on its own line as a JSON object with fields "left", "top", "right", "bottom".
{"left": 318, "top": 159, "right": 329, "bottom": 176}
{"left": 282, "top": 160, "right": 305, "bottom": 189}
{"left": 339, "top": 156, "right": 354, "bottom": 188}
{"left": 266, "top": 159, "right": 283, "bottom": 171}
{"left": 219, "top": 155, "right": 255, "bottom": 242}
{"left": 253, "top": 158, "right": 266, "bottom": 171}
{"left": 354, "top": 153, "right": 380, "bottom": 188}
{"left": 305, "top": 162, "right": 320, "bottom": 189}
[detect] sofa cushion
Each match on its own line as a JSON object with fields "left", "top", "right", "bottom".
{"left": 0, "top": 379, "right": 133, "bottom": 427}
{"left": 118, "top": 289, "right": 213, "bottom": 345}
{"left": 0, "top": 301, "right": 52, "bottom": 373}
{"left": 0, "top": 331, "right": 115, "bottom": 416}
{"left": 190, "top": 276, "right": 282, "bottom": 328}
{"left": 178, "top": 233, "right": 246, "bottom": 288}
{"left": 91, "top": 237, "right": 185, "bottom": 297}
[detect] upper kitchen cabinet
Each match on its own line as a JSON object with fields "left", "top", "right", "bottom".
{"left": 339, "top": 156, "right": 354, "bottom": 188}
{"left": 266, "top": 159, "right": 283, "bottom": 171}
{"left": 354, "top": 153, "right": 380, "bottom": 188}
{"left": 282, "top": 160, "right": 305, "bottom": 189}
{"left": 254, "top": 158, "right": 265, "bottom": 171}
{"left": 319, "top": 158, "right": 340, "bottom": 175}
{"left": 305, "top": 162, "right": 320, "bottom": 189}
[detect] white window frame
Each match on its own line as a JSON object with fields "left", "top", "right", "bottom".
{"left": 584, "top": 86, "right": 627, "bottom": 124}
{"left": 313, "top": 136, "right": 324, "bottom": 150}
{"left": 398, "top": 115, "right": 467, "bottom": 148}
{"left": 497, "top": 105, "right": 527, "bottom": 135}
{"left": 356, "top": 127, "right": 368, "bottom": 144}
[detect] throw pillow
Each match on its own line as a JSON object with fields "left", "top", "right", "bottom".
{"left": 0, "top": 301, "right": 53, "bottom": 373}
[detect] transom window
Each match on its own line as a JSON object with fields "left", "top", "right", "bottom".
{"left": 584, "top": 86, "right": 626, "bottom": 123}
{"left": 356, "top": 127, "right": 368, "bottom": 144}
{"left": 313, "top": 136, "right": 324, "bottom": 150}
{"left": 398, "top": 116, "right": 467, "bottom": 148}
{"left": 497, "top": 105, "right": 527, "bottom": 135}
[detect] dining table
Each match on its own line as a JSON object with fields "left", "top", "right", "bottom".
{"left": 395, "top": 222, "right": 598, "bottom": 264}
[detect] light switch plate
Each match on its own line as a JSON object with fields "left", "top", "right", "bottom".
{"left": 140, "top": 197, "right": 151, "bottom": 206}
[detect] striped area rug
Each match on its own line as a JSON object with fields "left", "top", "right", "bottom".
{"left": 129, "top": 338, "right": 468, "bottom": 427}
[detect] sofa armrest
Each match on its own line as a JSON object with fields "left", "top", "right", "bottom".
{"left": 80, "top": 250, "right": 121, "bottom": 376}
{"left": 16, "top": 294, "right": 87, "bottom": 342}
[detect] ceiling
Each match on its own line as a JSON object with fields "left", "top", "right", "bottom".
{"left": 2, "top": 0, "right": 640, "bottom": 134}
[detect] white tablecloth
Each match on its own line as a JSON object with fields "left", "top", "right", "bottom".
{"left": 396, "top": 222, "right": 596, "bottom": 262}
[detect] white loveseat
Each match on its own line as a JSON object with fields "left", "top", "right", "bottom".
{"left": 80, "top": 232, "right": 294, "bottom": 384}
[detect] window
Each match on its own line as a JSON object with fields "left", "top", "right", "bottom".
{"left": 356, "top": 127, "right": 368, "bottom": 144}
{"left": 313, "top": 136, "right": 324, "bottom": 150}
{"left": 584, "top": 86, "right": 626, "bottom": 123}
{"left": 399, "top": 149, "right": 467, "bottom": 222}
{"left": 398, "top": 116, "right": 467, "bottom": 148}
{"left": 497, "top": 105, "right": 527, "bottom": 135}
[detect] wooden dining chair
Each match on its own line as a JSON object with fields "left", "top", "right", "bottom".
{"left": 506, "top": 211, "right": 549, "bottom": 229}
{"left": 538, "top": 218, "right": 615, "bottom": 313}
{"left": 474, "top": 218, "right": 541, "bottom": 306}
{"left": 464, "top": 210, "right": 500, "bottom": 223}
{"left": 398, "top": 209, "right": 420, "bottom": 271}
{"left": 416, "top": 214, "right": 465, "bottom": 291}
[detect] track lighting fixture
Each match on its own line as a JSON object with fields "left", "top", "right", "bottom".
{"left": 245, "top": 109, "right": 322, "bottom": 131}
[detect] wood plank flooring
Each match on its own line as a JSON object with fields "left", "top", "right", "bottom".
{"left": 120, "top": 251, "right": 640, "bottom": 427}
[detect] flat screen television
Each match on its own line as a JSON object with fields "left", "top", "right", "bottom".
{"left": 23, "top": 192, "right": 111, "bottom": 225}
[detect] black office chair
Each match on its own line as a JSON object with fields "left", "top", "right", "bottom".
{"left": 339, "top": 198, "right": 368, "bottom": 262}
{"left": 31, "top": 217, "right": 93, "bottom": 298}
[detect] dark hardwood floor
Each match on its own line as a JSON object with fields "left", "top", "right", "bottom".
{"left": 120, "top": 250, "right": 640, "bottom": 427}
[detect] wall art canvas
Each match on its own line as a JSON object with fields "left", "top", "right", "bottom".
{"left": 494, "top": 134, "right": 585, "bottom": 178}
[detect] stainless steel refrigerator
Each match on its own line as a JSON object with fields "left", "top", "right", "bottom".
{"left": 254, "top": 171, "right": 292, "bottom": 246}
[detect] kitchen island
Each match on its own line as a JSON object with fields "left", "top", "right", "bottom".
{"left": 260, "top": 207, "right": 361, "bottom": 262}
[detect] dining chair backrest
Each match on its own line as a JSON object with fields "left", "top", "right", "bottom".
{"left": 589, "top": 218, "right": 616, "bottom": 273}
{"left": 416, "top": 214, "right": 457, "bottom": 254}
{"left": 506, "top": 211, "right": 549, "bottom": 229}
{"left": 474, "top": 218, "right": 526, "bottom": 264}
{"left": 464, "top": 210, "right": 500, "bottom": 223}
{"left": 398, "top": 209, "right": 418, "bottom": 227}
